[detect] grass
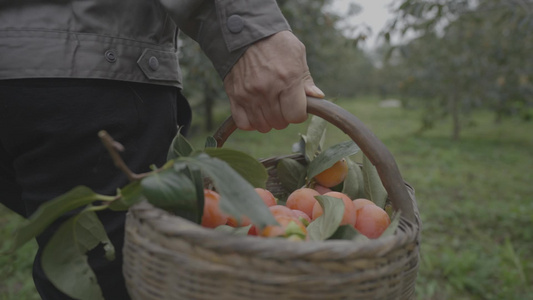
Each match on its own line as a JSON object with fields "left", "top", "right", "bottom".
{"left": 1, "top": 96, "right": 532, "bottom": 299}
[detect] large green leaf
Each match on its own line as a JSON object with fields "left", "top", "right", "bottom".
{"left": 277, "top": 158, "right": 307, "bottom": 192}
{"left": 362, "top": 155, "right": 388, "bottom": 208}
{"left": 184, "top": 154, "right": 277, "bottom": 229}
{"left": 204, "top": 147, "right": 268, "bottom": 188}
{"left": 167, "top": 130, "right": 195, "bottom": 161}
{"left": 141, "top": 167, "right": 197, "bottom": 213}
{"left": 306, "top": 140, "right": 360, "bottom": 181}
{"left": 302, "top": 115, "right": 328, "bottom": 161}
{"left": 342, "top": 158, "right": 365, "bottom": 199}
{"left": 9, "top": 186, "right": 109, "bottom": 252}
{"left": 307, "top": 195, "right": 345, "bottom": 241}
{"left": 41, "top": 210, "right": 114, "bottom": 300}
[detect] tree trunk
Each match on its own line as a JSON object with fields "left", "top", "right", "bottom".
{"left": 450, "top": 91, "right": 461, "bottom": 141}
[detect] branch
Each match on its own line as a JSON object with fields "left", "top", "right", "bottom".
{"left": 98, "top": 130, "right": 150, "bottom": 182}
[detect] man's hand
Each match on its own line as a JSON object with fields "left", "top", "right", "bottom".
{"left": 223, "top": 31, "right": 325, "bottom": 133}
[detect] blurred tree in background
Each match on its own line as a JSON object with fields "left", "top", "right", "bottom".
{"left": 381, "top": 0, "right": 533, "bottom": 139}
{"left": 278, "top": 0, "right": 374, "bottom": 98}
{"left": 178, "top": 0, "right": 533, "bottom": 139}
{"left": 178, "top": 35, "right": 225, "bottom": 133}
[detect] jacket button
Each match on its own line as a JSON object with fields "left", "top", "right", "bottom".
{"left": 105, "top": 50, "right": 117, "bottom": 63}
{"left": 148, "top": 56, "right": 159, "bottom": 71}
{"left": 227, "top": 15, "right": 244, "bottom": 33}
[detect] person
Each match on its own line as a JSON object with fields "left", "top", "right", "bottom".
{"left": 0, "top": 1, "right": 324, "bottom": 299}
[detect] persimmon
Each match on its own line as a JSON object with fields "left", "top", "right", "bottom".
{"left": 313, "top": 158, "right": 349, "bottom": 188}
{"left": 354, "top": 204, "right": 391, "bottom": 239}
{"left": 248, "top": 225, "right": 258, "bottom": 236}
{"left": 285, "top": 188, "right": 320, "bottom": 218}
{"left": 246, "top": 205, "right": 302, "bottom": 236}
{"left": 259, "top": 214, "right": 307, "bottom": 240}
{"left": 291, "top": 209, "right": 311, "bottom": 226}
{"left": 226, "top": 188, "right": 277, "bottom": 227}
{"left": 311, "top": 191, "right": 357, "bottom": 226}
{"left": 201, "top": 189, "right": 228, "bottom": 228}
{"left": 352, "top": 198, "right": 376, "bottom": 212}
{"left": 267, "top": 204, "right": 294, "bottom": 217}
{"left": 255, "top": 187, "right": 277, "bottom": 207}
{"left": 226, "top": 215, "right": 251, "bottom": 227}
{"left": 313, "top": 184, "right": 332, "bottom": 195}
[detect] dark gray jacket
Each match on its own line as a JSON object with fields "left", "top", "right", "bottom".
{"left": 0, "top": 0, "right": 290, "bottom": 88}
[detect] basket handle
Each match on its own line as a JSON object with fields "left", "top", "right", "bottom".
{"left": 212, "top": 96, "right": 416, "bottom": 224}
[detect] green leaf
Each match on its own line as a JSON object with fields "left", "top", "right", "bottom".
{"left": 307, "top": 195, "right": 345, "bottom": 241}
{"left": 41, "top": 210, "right": 114, "bottom": 300}
{"left": 204, "top": 147, "right": 268, "bottom": 188}
{"left": 214, "top": 224, "right": 252, "bottom": 236}
{"left": 185, "top": 154, "right": 277, "bottom": 229}
{"left": 277, "top": 158, "right": 307, "bottom": 192}
{"left": 285, "top": 221, "right": 307, "bottom": 239}
{"left": 9, "top": 186, "right": 105, "bottom": 253}
{"left": 204, "top": 136, "right": 218, "bottom": 148}
{"left": 342, "top": 158, "right": 365, "bottom": 199}
{"left": 167, "top": 130, "right": 195, "bottom": 161}
{"left": 362, "top": 155, "right": 388, "bottom": 208}
{"left": 306, "top": 141, "right": 360, "bottom": 182}
{"left": 302, "top": 116, "right": 328, "bottom": 162}
{"left": 182, "top": 165, "right": 204, "bottom": 224}
{"left": 329, "top": 224, "right": 368, "bottom": 242}
{"left": 108, "top": 181, "right": 144, "bottom": 211}
{"left": 141, "top": 167, "right": 197, "bottom": 213}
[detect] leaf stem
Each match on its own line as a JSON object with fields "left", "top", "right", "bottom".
{"left": 96, "top": 194, "right": 118, "bottom": 202}
{"left": 98, "top": 130, "right": 150, "bottom": 182}
{"left": 83, "top": 203, "right": 112, "bottom": 213}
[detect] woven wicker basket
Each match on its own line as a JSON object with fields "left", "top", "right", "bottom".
{"left": 123, "top": 97, "right": 421, "bottom": 300}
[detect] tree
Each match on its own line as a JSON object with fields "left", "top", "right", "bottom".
{"left": 381, "top": 0, "right": 533, "bottom": 139}
{"left": 280, "top": 0, "right": 374, "bottom": 97}
{"left": 178, "top": 35, "right": 225, "bottom": 133}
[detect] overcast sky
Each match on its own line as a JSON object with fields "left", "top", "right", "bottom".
{"left": 329, "top": 0, "right": 397, "bottom": 48}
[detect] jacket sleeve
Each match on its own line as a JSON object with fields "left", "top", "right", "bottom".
{"left": 159, "top": 0, "right": 291, "bottom": 79}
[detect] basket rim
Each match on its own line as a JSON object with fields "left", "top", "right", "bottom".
{"left": 213, "top": 97, "right": 418, "bottom": 224}
{"left": 127, "top": 188, "right": 420, "bottom": 261}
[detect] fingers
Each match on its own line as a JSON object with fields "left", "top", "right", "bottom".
{"left": 279, "top": 80, "right": 308, "bottom": 125}
{"left": 223, "top": 31, "right": 324, "bottom": 133}
{"left": 259, "top": 96, "right": 287, "bottom": 130}
{"left": 229, "top": 101, "right": 253, "bottom": 131}
{"left": 233, "top": 102, "right": 273, "bottom": 133}
{"left": 227, "top": 75, "right": 321, "bottom": 133}
{"left": 225, "top": 74, "right": 280, "bottom": 133}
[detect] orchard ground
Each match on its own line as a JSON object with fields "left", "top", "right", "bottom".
{"left": 1, "top": 96, "right": 532, "bottom": 300}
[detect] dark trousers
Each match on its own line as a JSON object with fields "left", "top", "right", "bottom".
{"left": 0, "top": 79, "right": 191, "bottom": 299}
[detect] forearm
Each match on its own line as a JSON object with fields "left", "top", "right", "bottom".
{"left": 160, "top": 0, "right": 291, "bottom": 78}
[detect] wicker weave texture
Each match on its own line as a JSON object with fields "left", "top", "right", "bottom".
{"left": 123, "top": 184, "right": 420, "bottom": 300}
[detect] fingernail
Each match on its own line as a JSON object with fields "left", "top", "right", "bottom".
{"left": 313, "top": 86, "right": 325, "bottom": 98}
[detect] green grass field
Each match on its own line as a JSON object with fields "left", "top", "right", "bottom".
{"left": 1, "top": 96, "right": 532, "bottom": 299}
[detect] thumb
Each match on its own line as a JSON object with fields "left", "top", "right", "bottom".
{"left": 303, "top": 77, "right": 325, "bottom": 99}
